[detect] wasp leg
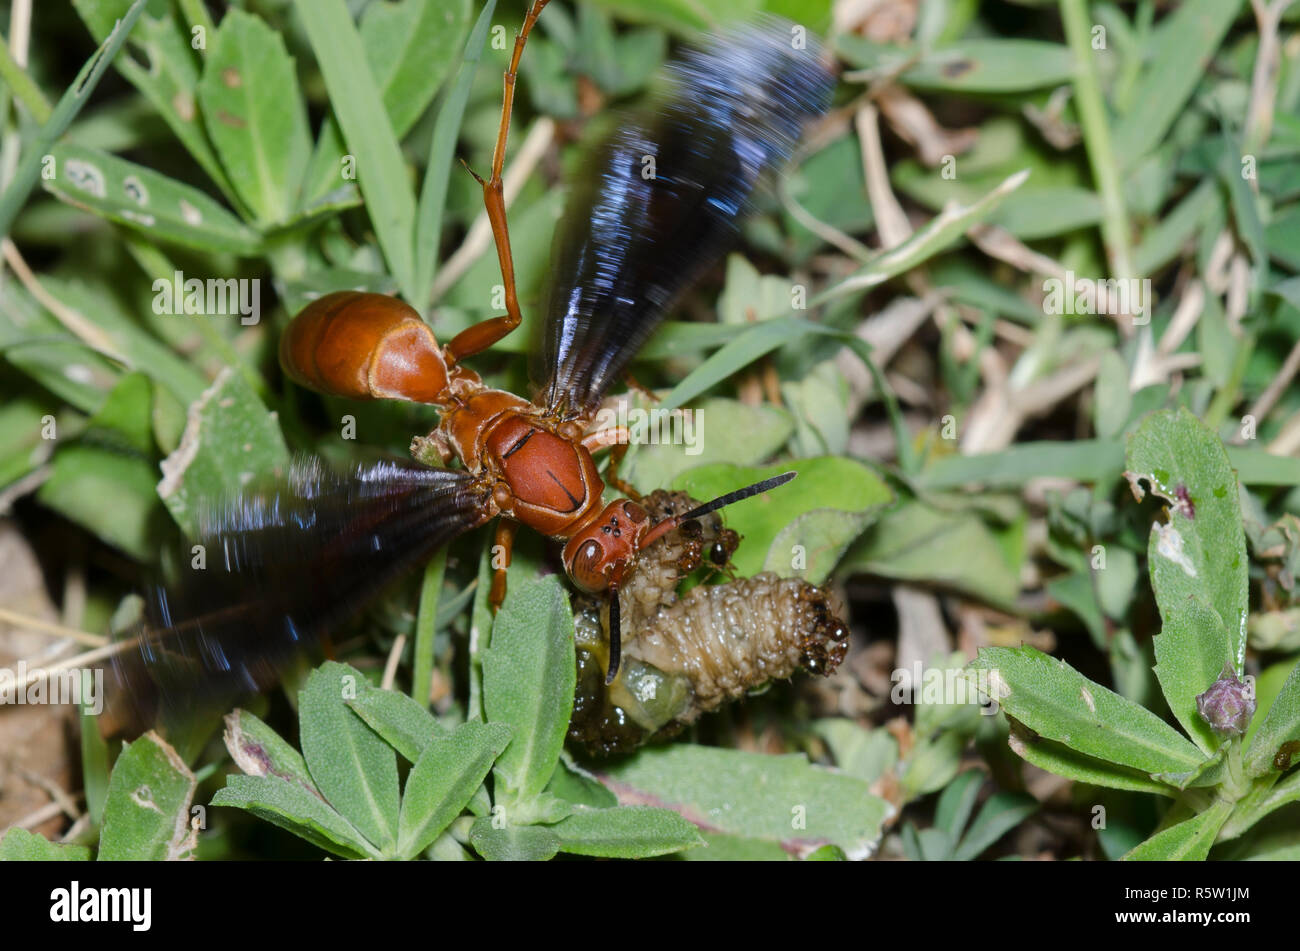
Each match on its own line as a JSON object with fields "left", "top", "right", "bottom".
{"left": 489, "top": 517, "right": 520, "bottom": 611}
{"left": 445, "top": 0, "right": 551, "bottom": 366}
{"left": 582, "top": 427, "right": 640, "bottom": 500}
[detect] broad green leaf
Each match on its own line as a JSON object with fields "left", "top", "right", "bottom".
{"left": 673, "top": 457, "right": 892, "bottom": 581}
{"left": 1004, "top": 727, "right": 1176, "bottom": 797}
{"left": 45, "top": 145, "right": 261, "bottom": 255}
{"left": 0, "top": 829, "right": 90, "bottom": 862}
{"left": 298, "top": 662, "right": 401, "bottom": 853}
{"left": 482, "top": 576, "right": 575, "bottom": 804}
{"left": 0, "top": 0, "right": 147, "bottom": 239}
{"left": 1245, "top": 660, "right": 1300, "bottom": 777}
{"left": 397, "top": 721, "right": 511, "bottom": 859}
{"left": 468, "top": 818, "right": 561, "bottom": 861}
{"left": 98, "top": 731, "right": 197, "bottom": 861}
{"left": 71, "top": 0, "right": 246, "bottom": 216}
{"left": 197, "top": 9, "right": 311, "bottom": 224}
{"left": 211, "top": 775, "right": 376, "bottom": 860}
{"left": 679, "top": 832, "right": 792, "bottom": 861}
{"left": 348, "top": 686, "right": 446, "bottom": 764}
{"left": 294, "top": 0, "right": 417, "bottom": 299}
{"left": 598, "top": 744, "right": 892, "bottom": 858}
{"left": 842, "top": 499, "right": 1020, "bottom": 609}
{"left": 156, "top": 367, "right": 290, "bottom": 537}
{"left": 1153, "top": 598, "right": 1235, "bottom": 754}
{"left": 38, "top": 373, "right": 167, "bottom": 560}
{"left": 1127, "top": 408, "right": 1248, "bottom": 674}
{"left": 553, "top": 806, "right": 704, "bottom": 859}
{"left": 1121, "top": 799, "right": 1233, "bottom": 861}
{"left": 967, "top": 646, "right": 1204, "bottom": 775}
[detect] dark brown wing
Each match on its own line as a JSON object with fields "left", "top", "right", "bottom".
{"left": 535, "top": 18, "right": 833, "bottom": 418}
{"left": 106, "top": 457, "right": 492, "bottom": 734}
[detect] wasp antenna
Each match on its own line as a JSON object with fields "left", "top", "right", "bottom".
{"left": 678, "top": 470, "right": 797, "bottom": 521}
{"left": 638, "top": 471, "right": 797, "bottom": 551}
{"left": 606, "top": 582, "right": 622, "bottom": 684}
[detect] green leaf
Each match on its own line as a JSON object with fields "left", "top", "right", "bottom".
{"left": 298, "top": 662, "right": 401, "bottom": 853}
{"left": 397, "top": 721, "right": 511, "bottom": 859}
{"left": 294, "top": 0, "right": 417, "bottom": 299}
{"left": 413, "top": 0, "right": 500, "bottom": 305}
{"left": 197, "top": 9, "right": 311, "bottom": 224}
{"left": 482, "top": 576, "right": 575, "bottom": 805}
{"left": 1127, "top": 408, "right": 1248, "bottom": 679}
{"left": 1110, "top": 0, "right": 1242, "bottom": 169}
{"left": 348, "top": 686, "right": 446, "bottom": 764}
{"left": 1245, "top": 660, "right": 1300, "bottom": 777}
{"left": 1004, "top": 726, "right": 1176, "bottom": 797}
{"left": 71, "top": 0, "right": 247, "bottom": 216}
{"left": 842, "top": 499, "right": 1020, "bottom": 609}
{"left": 304, "top": 0, "right": 471, "bottom": 205}
{"left": 967, "top": 646, "right": 1204, "bottom": 775}
{"left": 838, "top": 36, "right": 1073, "bottom": 93}
{"left": 953, "top": 792, "right": 1038, "bottom": 861}
{"left": 1153, "top": 598, "right": 1234, "bottom": 754}
{"left": 156, "top": 367, "right": 290, "bottom": 537}
{"left": 673, "top": 457, "right": 892, "bottom": 582}
{"left": 0, "top": 0, "right": 148, "bottom": 239}
{"left": 679, "top": 832, "right": 792, "bottom": 861}
{"left": 1121, "top": 799, "right": 1233, "bottom": 861}
{"left": 468, "top": 818, "right": 561, "bottom": 861}
{"left": 552, "top": 806, "right": 704, "bottom": 858}
{"left": 46, "top": 145, "right": 262, "bottom": 255}
{"left": 211, "top": 775, "right": 376, "bottom": 860}
{"left": 98, "top": 731, "right": 197, "bottom": 861}
{"left": 37, "top": 373, "right": 167, "bottom": 560}
{"left": 0, "top": 828, "right": 91, "bottom": 862}
{"left": 598, "top": 744, "right": 892, "bottom": 858}
{"left": 934, "top": 770, "right": 983, "bottom": 842}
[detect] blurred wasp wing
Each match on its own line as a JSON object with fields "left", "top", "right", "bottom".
{"left": 535, "top": 18, "right": 833, "bottom": 417}
{"left": 106, "top": 458, "right": 492, "bottom": 734}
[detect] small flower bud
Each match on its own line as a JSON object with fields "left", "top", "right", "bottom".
{"left": 1195, "top": 663, "right": 1255, "bottom": 737}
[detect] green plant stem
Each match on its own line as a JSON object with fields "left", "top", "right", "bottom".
{"left": 0, "top": 36, "right": 51, "bottom": 124}
{"left": 417, "top": 0, "right": 499, "bottom": 308}
{"left": 1204, "top": 333, "right": 1255, "bottom": 430}
{"left": 412, "top": 549, "right": 448, "bottom": 708}
{"left": 176, "top": 0, "right": 215, "bottom": 50}
{"left": 1060, "top": 0, "right": 1135, "bottom": 282}
{"left": 1221, "top": 768, "right": 1300, "bottom": 840}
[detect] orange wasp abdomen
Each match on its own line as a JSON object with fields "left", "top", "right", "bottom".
{"left": 280, "top": 290, "right": 449, "bottom": 404}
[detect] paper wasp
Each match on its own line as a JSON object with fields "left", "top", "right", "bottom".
{"left": 110, "top": 0, "right": 834, "bottom": 730}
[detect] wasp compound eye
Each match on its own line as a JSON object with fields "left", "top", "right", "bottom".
{"left": 567, "top": 538, "right": 608, "bottom": 593}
